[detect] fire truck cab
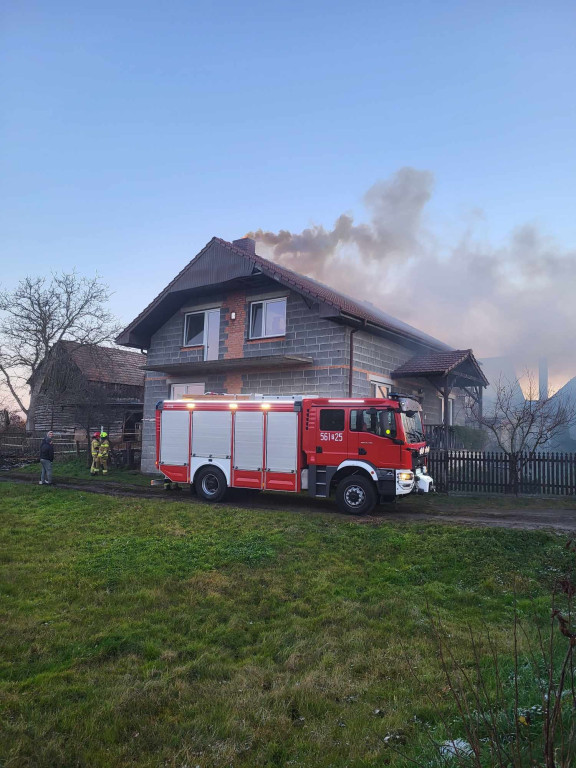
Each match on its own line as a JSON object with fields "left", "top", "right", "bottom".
{"left": 155, "top": 394, "right": 434, "bottom": 515}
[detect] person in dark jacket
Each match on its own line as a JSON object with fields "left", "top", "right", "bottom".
{"left": 39, "top": 431, "right": 55, "bottom": 485}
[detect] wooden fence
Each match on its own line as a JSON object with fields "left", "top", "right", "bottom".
{"left": 0, "top": 432, "right": 141, "bottom": 468}
{"left": 428, "top": 450, "right": 576, "bottom": 496}
{"left": 0, "top": 433, "right": 81, "bottom": 458}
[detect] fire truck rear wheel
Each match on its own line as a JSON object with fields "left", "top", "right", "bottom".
{"left": 195, "top": 466, "right": 227, "bottom": 502}
{"left": 336, "top": 475, "right": 377, "bottom": 515}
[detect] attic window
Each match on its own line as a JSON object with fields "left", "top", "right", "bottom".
{"left": 249, "top": 298, "right": 286, "bottom": 339}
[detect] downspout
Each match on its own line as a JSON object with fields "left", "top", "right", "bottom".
{"left": 348, "top": 328, "right": 358, "bottom": 397}
{"left": 348, "top": 322, "right": 366, "bottom": 397}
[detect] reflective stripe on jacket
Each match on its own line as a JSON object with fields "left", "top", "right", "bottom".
{"left": 98, "top": 439, "right": 110, "bottom": 458}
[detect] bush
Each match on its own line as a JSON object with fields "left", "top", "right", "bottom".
{"left": 453, "top": 425, "right": 489, "bottom": 450}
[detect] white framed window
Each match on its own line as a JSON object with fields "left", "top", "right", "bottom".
{"left": 183, "top": 309, "right": 220, "bottom": 360}
{"left": 369, "top": 375, "right": 393, "bottom": 398}
{"left": 249, "top": 298, "right": 287, "bottom": 339}
{"left": 171, "top": 383, "right": 205, "bottom": 399}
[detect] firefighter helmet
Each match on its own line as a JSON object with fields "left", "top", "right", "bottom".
{"left": 100, "top": 432, "right": 108, "bottom": 438}
{"left": 93, "top": 432, "right": 100, "bottom": 438}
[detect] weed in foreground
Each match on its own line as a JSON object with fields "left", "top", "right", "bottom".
{"left": 399, "top": 540, "right": 576, "bottom": 768}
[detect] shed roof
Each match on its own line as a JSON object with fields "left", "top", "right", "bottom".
{"left": 116, "top": 236, "right": 451, "bottom": 352}
{"left": 61, "top": 341, "right": 146, "bottom": 387}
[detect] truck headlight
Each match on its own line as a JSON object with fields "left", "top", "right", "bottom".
{"left": 398, "top": 472, "right": 413, "bottom": 482}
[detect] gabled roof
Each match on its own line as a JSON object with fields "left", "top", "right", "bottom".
{"left": 60, "top": 341, "right": 146, "bottom": 387}
{"left": 116, "top": 236, "right": 451, "bottom": 352}
{"left": 392, "top": 349, "right": 489, "bottom": 386}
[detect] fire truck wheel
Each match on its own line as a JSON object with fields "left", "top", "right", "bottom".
{"left": 336, "top": 475, "right": 377, "bottom": 515}
{"left": 195, "top": 466, "right": 227, "bottom": 502}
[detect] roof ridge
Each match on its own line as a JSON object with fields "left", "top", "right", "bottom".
{"left": 118, "top": 235, "right": 452, "bottom": 352}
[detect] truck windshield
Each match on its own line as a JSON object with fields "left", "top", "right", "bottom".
{"left": 400, "top": 411, "right": 425, "bottom": 444}
{"left": 350, "top": 409, "right": 397, "bottom": 439}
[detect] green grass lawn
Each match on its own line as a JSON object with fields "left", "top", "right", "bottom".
{"left": 14, "top": 457, "right": 154, "bottom": 488}
{"left": 0, "top": 482, "right": 574, "bottom": 768}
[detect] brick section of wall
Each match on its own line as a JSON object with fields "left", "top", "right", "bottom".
{"left": 224, "top": 372, "right": 243, "bottom": 393}
{"left": 223, "top": 290, "right": 247, "bottom": 359}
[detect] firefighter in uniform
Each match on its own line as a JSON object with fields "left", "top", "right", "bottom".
{"left": 90, "top": 432, "right": 101, "bottom": 475}
{"left": 98, "top": 432, "right": 111, "bottom": 474}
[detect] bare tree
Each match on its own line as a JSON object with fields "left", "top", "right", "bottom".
{"left": 0, "top": 272, "right": 120, "bottom": 415}
{"left": 468, "top": 372, "right": 576, "bottom": 492}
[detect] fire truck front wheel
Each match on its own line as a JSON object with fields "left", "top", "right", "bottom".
{"left": 195, "top": 466, "right": 227, "bottom": 502}
{"left": 336, "top": 475, "right": 377, "bottom": 515}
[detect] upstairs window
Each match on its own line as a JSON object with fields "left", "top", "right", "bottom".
{"left": 249, "top": 298, "right": 287, "bottom": 339}
{"left": 184, "top": 313, "right": 205, "bottom": 346}
{"left": 183, "top": 309, "right": 220, "bottom": 360}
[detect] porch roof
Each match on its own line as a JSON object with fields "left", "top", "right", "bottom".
{"left": 392, "top": 349, "right": 489, "bottom": 388}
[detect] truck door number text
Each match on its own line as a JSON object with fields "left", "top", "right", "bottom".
{"left": 320, "top": 432, "right": 343, "bottom": 442}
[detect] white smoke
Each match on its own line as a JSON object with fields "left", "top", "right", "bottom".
{"left": 249, "top": 168, "right": 576, "bottom": 388}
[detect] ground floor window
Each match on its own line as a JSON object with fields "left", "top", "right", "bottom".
{"left": 171, "top": 383, "right": 205, "bottom": 399}
{"left": 369, "top": 376, "right": 392, "bottom": 398}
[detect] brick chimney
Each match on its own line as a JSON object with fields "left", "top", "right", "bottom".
{"left": 232, "top": 237, "right": 256, "bottom": 255}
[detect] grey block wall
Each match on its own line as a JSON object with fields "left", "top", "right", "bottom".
{"left": 348, "top": 329, "right": 443, "bottom": 425}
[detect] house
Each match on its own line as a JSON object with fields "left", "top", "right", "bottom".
{"left": 116, "top": 236, "right": 487, "bottom": 472}
{"left": 27, "top": 341, "right": 146, "bottom": 439}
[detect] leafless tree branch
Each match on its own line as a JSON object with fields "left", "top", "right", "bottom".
{"left": 0, "top": 272, "right": 121, "bottom": 415}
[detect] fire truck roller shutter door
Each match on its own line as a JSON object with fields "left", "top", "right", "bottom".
{"left": 232, "top": 410, "right": 264, "bottom": 489}
{"left": 190, "top": 410, "right": 232, "bottom": 487}
{"left": 234, "top": 411, "right": 264, "bottom": 470}
{"left": 192, "top": 411, "right": 232, "bottom": 458}
{"left": 264, "top": 411, "right": 298, "bottom": 492}
{"left": 160, "top": 410, "right": 190, "bottom": 466}
{"left": 265, "top": 412, "right": 298, "bottom": 472}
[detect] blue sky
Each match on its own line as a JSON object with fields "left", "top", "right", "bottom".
{"left": 2, "top": 0, "right": 575, "bottom": 373}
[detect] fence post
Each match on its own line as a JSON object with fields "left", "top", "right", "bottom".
{"left": 509, "top": 452, "right": 519, "bottom": 496}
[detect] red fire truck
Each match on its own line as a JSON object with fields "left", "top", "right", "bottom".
{"left": 155, "top": 394, "right": 434, "bottom": 515}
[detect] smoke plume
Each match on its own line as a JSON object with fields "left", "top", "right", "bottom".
{"left": 248, "top": 167, "right": 576, "bottom": 388}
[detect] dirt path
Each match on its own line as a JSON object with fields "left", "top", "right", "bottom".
{"left": 2, "top": 473, "right": 575, "bottom": 533}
